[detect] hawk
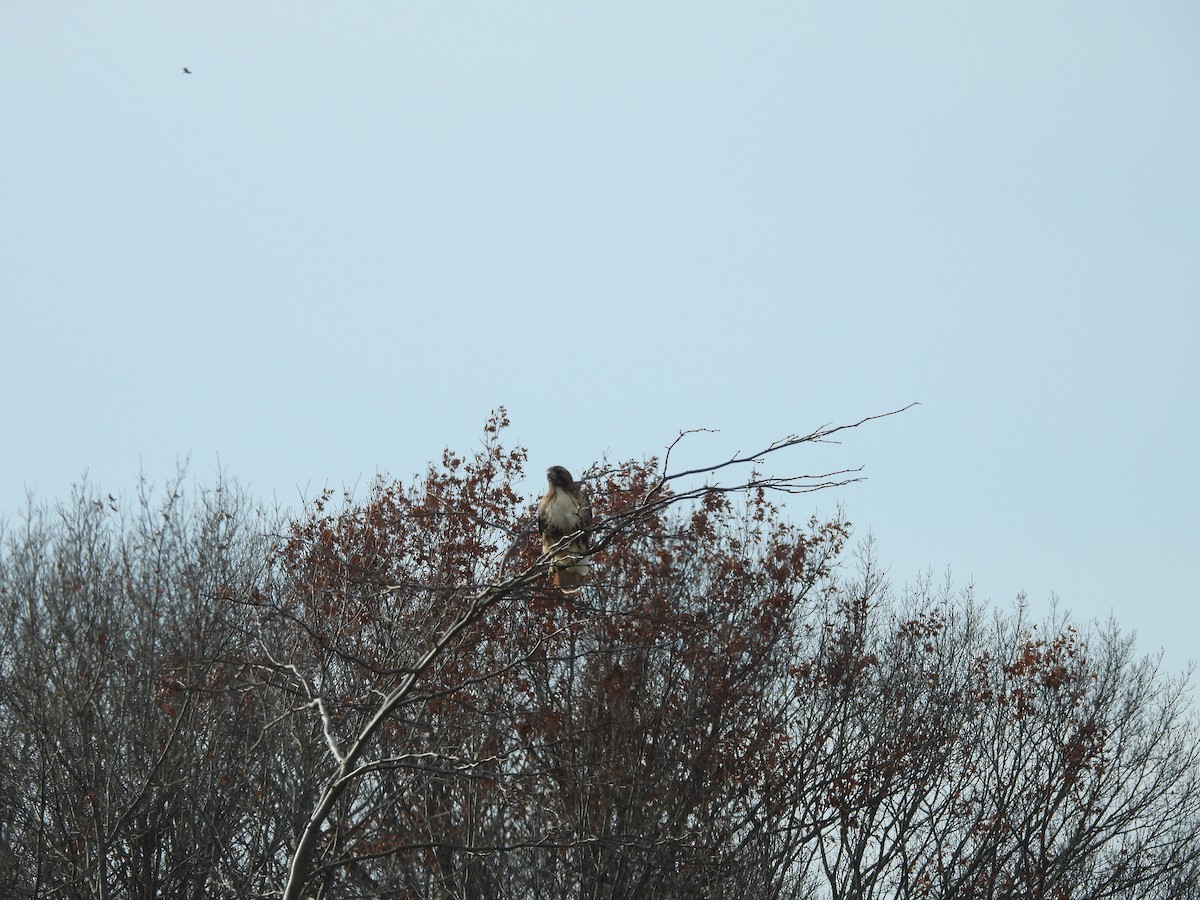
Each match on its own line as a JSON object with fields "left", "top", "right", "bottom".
{"left": 536, "top": 466, "right": 592, "bottom": 591}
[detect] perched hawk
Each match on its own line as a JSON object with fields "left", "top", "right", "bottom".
{"left": 536, "top": 466, "right": 592, "bottom": 591}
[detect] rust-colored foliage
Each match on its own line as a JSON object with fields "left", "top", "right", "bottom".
{"left": 257, "top": 412, "right": 861, "bottom": 896}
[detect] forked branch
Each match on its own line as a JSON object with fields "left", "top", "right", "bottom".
{"left": 279, "top": 405, "right": 913, "bottom": 899}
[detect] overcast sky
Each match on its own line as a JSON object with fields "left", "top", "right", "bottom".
{"left": 3, "top": 1, "right": 1197, "bottom": 670}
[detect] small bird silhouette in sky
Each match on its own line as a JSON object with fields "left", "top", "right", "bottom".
{"left": 182, "top": 67, "right": 192, "bottom": 74}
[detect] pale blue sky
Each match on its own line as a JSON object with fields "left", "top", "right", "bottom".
{"left": 3, "top": 2, "right": 1197, "bottom": 669}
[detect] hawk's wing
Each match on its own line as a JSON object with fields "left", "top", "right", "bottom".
{"left": 577, "top": 490, "right": 592, "bottom": 547}
{"left": 536, "top": 494, "right": 556, "bottom": 542}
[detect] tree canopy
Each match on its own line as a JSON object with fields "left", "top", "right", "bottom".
{"left": 2, "top": 410, "right": 1198, "bottom": 899}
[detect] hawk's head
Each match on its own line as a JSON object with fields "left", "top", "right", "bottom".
{"left": 546, "top": 466, "right": 575, "bottom": 489}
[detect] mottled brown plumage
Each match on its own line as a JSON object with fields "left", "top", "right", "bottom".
{"left": 536, "top": 466, "right": 592, "bottom": 590}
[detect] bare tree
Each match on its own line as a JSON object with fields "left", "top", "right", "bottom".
{"left": 0, "top": 474, "right": 285, "bottom": 898}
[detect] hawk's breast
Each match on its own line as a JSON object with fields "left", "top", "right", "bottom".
{"left": 541, "top": 490, "right": 586, "bottom": 536}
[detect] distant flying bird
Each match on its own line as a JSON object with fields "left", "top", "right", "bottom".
{"left": 182, "top": 67, "right": 192, "bottom": 74}
{"left": 537, "top": 466, "right": 592, "bottom": 591}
